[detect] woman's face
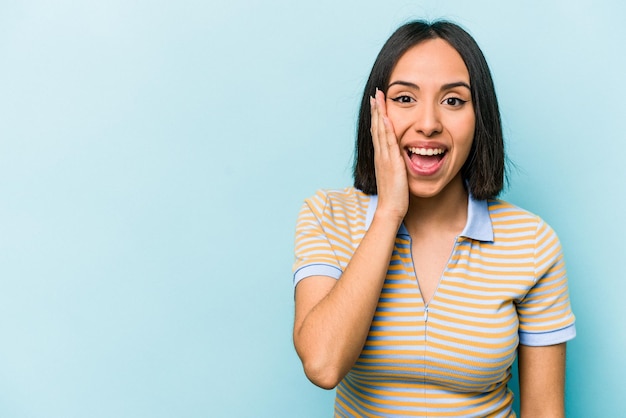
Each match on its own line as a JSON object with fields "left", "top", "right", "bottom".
{"left": 385, "top": 38, "right": 475, "bottom": 199}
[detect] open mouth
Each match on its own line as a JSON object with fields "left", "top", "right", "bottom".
{"left": 406, "top": 147, "right": 446, "bottom": 170}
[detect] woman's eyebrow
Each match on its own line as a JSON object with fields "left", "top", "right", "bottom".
{"left": 387, "top": 80, "right": 419, "bottom": 89}
{"left": 387, "top": 80, "right": 471, "bottom": 91}
{"left": 441, "top": 81, "right": 471, "bottom": 91}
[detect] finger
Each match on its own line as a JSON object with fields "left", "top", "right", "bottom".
{"left": 370, "top": 95, "right": 378, "bottom": 152}
{"left": 374, "top": 90, "right": 392, "bottom": 156}
{"left": 375, "top": 88, "right": 388, "bottom": 116}
{"left": 374, "top": 99, "right": 391, "bottom": 161}
{"left": 372, "top": 94, "right": 390, "bottom": 160}
{"left": 370, "top": 97, "right": 381, "bottom": 158}
{"left": 375, "top": 89, "right": 396, "bottom": 150}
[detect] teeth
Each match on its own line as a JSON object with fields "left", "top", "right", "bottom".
{"left": 408, "top": 147, "right": 445, "bottom": 156}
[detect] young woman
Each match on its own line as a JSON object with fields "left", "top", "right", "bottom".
{"left": 292, "top": 20, "right": 575, "bottom": 417}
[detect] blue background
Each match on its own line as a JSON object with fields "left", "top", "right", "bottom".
{"left": 1, "top": 1, "right": 624, "bottom": 416}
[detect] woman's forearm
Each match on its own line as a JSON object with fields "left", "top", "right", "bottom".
{"left": 293, "top": 210, "right": 402, "bottom": 389}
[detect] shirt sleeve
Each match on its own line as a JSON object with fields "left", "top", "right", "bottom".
{"left": 517, "top": 220, "right": 576, "bottom": 346}
{"left": 292, "top": 191, "right": 342, "bottom": 288}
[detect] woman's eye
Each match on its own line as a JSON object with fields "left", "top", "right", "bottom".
{"left": 390, "top": 95, "right": 414, "bottom": 103}
{"left": 443, "top": 97, "right": 467, "bottom": 106}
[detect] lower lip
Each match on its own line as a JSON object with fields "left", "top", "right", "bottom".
{"left": 405, "top": 152, "right": 446, "bottom": 176}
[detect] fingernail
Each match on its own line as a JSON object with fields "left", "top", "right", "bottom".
{"left": 370, "top": 96, "right": 375, "bottom": 106}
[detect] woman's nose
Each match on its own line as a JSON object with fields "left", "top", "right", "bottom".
{"left": 413, "top": 104, "right": 443, "bottom": 137}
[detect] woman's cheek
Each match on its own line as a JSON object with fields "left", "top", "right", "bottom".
{"left": 385, "top": 109, "right": 405, "bottom": 135}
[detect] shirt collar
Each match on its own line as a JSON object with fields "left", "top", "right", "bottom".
{"left": 371, "top": 193, "right": 493, "bottom": 242}
{"left": 461, "top": 194, "right": 494, "bottom": 242}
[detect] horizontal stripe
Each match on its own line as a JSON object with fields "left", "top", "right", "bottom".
{"left": 293, "top": 187, "right": 575, "bottom": 417}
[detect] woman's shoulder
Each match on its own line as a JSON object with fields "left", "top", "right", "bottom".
{"left": 486, "top": 198, "right": 558, "bottom": 237}
{"left": 305, "top": 186, "right": 373, "bottom": 209}
{"left": 487, "top": 198, "right": 541, "bottom": 220}
{"left": 301, "top": 187, "right": 376, "bottom": 224}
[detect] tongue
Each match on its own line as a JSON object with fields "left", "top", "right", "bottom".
{"left": 410, "top": 153, "right": 442, "bottom": 169}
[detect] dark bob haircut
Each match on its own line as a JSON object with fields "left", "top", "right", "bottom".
{"left": 353, "top": 20, "right": 505, "bottom": 200}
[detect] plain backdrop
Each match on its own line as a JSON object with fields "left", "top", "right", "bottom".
{"left": 1, "top": 0, "right": 625, "bottom": 417}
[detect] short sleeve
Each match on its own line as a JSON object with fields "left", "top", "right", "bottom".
{"left": 292, "top": 191, "right": 342, "bottom": 288}
{"left": 517, "top": 220, "right": 576, "bottom": 346}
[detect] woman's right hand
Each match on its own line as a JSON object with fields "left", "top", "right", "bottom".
{"left": 370, "top": 88, "right": 409, "bottom": 222}
{"left": 294, "top": 89, "right": 409, "bottom": 388}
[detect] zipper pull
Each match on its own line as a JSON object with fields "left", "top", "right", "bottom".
{"left": 424, "top": 306, "right": 429, "bottom": 323}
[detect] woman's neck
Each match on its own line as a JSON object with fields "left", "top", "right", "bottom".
{"left": 403, "top": 178, "right": 469, "bottom": 237}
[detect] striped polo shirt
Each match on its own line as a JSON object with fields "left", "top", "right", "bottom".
{"left": 293, "top": 187, "right": 576, "bottom": 417}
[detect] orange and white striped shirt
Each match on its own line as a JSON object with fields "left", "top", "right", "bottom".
{"left": 293, "top": 187, "right": 575, "bottom": 417}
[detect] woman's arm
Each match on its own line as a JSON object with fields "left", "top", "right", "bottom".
{"left": 518, "top": 343, "right": 567, "bottom": 418}
{"left": 293, "top": 212, "right": 401, "bottom": 389}
{"left": 293, "top": 90, "right": 407, "bottom": 389}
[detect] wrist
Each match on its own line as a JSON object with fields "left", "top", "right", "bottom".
{"left": 372, "top": 208, "right": 405, "bottom": 229}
